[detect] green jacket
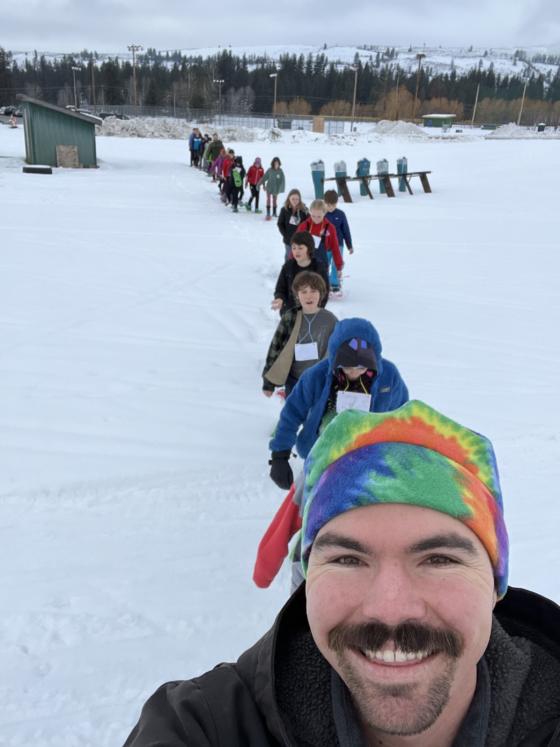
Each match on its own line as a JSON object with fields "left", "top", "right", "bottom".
{"left": 259, "top": 167, "right": 285, "bottom": 196}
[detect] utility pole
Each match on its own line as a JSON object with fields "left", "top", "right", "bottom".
{"left": 90, "top": 54, "right": 96, "bottom": 108}
{"left": 471, "top": 82, "right": 480, "bottom": 126}
{"left": 213, "top": 79, "right": 224, "bottom": 113}
{"left": 517, "top": 77, "right": 529, "bottom": 126}
{"left": 350, "top": 65, "right": 358, "bottom": 133}
{"left": 71, "top": 66, "right": 80, "bottom": 108}
{"left": 269, "top": 72, "right": 278, "bottom": 126}
{"left": 395, "top": 67, "right": 400, "bottom": 120}
{"left": 413, "top": 52, "right": 426, "bottom": 120}
{"left": 127, "top": 43, "right": 143, "bottom": 107}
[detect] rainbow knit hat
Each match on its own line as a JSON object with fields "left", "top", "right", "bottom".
{"left": 301, "top": 400, "right": 509, "bottom": 598}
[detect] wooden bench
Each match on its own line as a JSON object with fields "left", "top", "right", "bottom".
{"left": 323, "top": 171, "right": 432, "bottom": 202}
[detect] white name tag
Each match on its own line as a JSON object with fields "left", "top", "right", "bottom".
{"left": 312, "top": 235, "right": 321, "bottom": 248}
{"left": 294, "top": 342, "right": 319, "bottom": 361}
{"left": 336, "top": 390, "right": 372, "bottom": 413}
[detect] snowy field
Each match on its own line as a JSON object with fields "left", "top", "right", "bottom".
{"left": 0, "top": 123, "right": 559, "bottom": 745}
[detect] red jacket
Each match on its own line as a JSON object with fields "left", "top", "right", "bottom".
{"left": 222, "top": 156, "right": 234, "bottom": 179}
{"left": 296, "top": 217, "right": 343, "bottom": 270}
{"left": 246, "top": 165, "right": 264, "bottom": 185}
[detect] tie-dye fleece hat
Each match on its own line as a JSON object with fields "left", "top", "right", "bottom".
{"left": 301, "top": 400, "right": 509, "bottom": 598}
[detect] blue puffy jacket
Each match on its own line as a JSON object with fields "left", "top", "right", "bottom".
{"left": 269, "top": 318, "right": 409, "bottom": 458}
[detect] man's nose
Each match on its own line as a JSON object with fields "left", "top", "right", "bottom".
{"left": 359, "top": 561, "right": 427, "bottom": 626}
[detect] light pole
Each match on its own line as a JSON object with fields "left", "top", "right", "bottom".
{"left": 71, "top": 65, "right": 80, "bottom": 109}
{"left": 213, "top": 79, "right": 224, "bottom": 113}
{"left": 395, "top": 67, "right": 401, "bottom": 120}
{"left": 413, "top": 53, "right": 426, "bottom": 120}
{"left": 269, "top": 72, "right": 278, "bottom": 126}
{"left": 517, "top": 76, "right": 529, "bottom": 126}
{"left": 349, "top": 65, "right": 358, "bottom": 133}
{"left": 127, "top": 43, "right": 143, "bottom": 107}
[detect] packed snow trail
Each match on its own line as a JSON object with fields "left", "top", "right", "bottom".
{"left": 0, "top": 127, "right": 559, "bottom": 745}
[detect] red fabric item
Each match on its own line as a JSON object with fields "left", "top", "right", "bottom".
{"left": 253, "top": 484, "right": 302, "bottom": 588}
{"left": 246, "top": 165, "right": 264, "bottom": 185}
{"left": 222, "top": 157, "right": 234, "bottom": 178}
{"left": 296, "top": 217, "right": 343, "bottom": 270}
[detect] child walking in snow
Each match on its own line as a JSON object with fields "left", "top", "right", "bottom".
{"left": 262, "top": 271, "right": 337, "bottom": 398}
{"left": 296, "top": 199, "right": 343, "bottom": 293}
{"left": 229, "top": 156, "right": 246, "bottom": 213}
{"left": 220, "top": 149, "right": 235, "bottom": 204}
{"left": 277, "top": 189, "right": 308, "bottom": 260}
{"left": 259, "top": 157, "right": 285, "bottom": 221}
{"left": 324, "top": 189, "right": 354, "bottom": 294}
{"left": 271, "top": 231, "right": 330, "bottom": 316}
{"left": 245, "top": 157, "right": 264, "bottom": 213}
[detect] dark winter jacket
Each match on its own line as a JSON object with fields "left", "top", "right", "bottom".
{"left": 123, "top": 585, "right": 560, "bottom": 746}
{"left": 229, "top": 162, "right": 246, "bottom": 188}
{"left": 277, "top": 206, "right": 309, "bottom": 245}
{"left": 274, "top": 258, "right": 330, "bottom": 316}
{"left": 269, "top": 317, "right": 409, "bottom": 458}
{"left": 325, "top": 207, "right": 353, "bottom": 249}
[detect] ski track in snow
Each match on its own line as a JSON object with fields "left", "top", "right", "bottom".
{"left": 1, "top": 123, "right": 559, "bottom": 745}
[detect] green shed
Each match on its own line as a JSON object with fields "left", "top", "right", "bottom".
{"left": 422, "top": 113, "right": 456, "bottom": 128}
{"left": 16, "top": 94, "right": 100, "bottom": 167}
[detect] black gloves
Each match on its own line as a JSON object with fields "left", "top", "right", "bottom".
{"left": 269, "top": 450, "right": 293, "bottom": 490}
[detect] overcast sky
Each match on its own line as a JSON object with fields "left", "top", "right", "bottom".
{"left": 2, "top": 0, "right": 559, "bottom": 53}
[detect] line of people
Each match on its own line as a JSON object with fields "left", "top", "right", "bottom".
{"left": 125, "top": 132, "right": 560, "bottom": 747}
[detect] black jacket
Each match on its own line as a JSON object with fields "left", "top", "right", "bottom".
{"left": 124, "top": 585, "right": 560, "bottom": 746}
{"left": 277, "top": 206, "right": 309, "bottom": 245}
{"left": 274, "top": 258, "right": 330, "bottom": 315}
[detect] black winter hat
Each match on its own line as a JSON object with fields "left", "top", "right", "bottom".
{"left": 334, "top": 337, "right": 377, "bottom": 371}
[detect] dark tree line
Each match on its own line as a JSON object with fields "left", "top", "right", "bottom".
{"left": 1, "top": 47, "right": 559, "bottom": 119}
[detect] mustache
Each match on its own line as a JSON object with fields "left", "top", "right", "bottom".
{"left": 328, "top": 620, "right": 463, "bottom": 659}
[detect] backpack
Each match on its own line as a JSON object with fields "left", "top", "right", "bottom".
{"left": 232, "top": 167, "right": 243, "bottom": 188}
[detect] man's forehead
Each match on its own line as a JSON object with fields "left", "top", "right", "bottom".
{"left": 313, "top": 503, "right": 483, "bottom": 554}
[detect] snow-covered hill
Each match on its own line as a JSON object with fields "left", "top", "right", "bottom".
{"left": 9, "top": 43, "right": 560, "bottom": 79}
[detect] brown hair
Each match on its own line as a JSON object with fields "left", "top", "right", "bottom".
{"left": 290, "top": 230, "right": 315, "bottom": 259}
{"left": 292, "top": 271, "right": 327, "bottom": 302}
{"left": 284, "top": 188, "right": 307, "bottom": 212}
{"left": 323, "top": 189, "right": 339, "bottom": 205}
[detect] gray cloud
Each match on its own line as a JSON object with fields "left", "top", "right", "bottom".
{"left": 1, "top": 0, "right": 559, "bottom": 53}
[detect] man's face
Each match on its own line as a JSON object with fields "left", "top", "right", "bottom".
{"left": 306, "top": 504, "right": 495, "bottom": 739}
{"left": 324, "top": 202, "right": 336, "bottom": 212}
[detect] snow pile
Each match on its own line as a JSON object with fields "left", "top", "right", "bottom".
{"left": 97, "top": 117, "right": 271, "bottom": 142}
{"left": 374, "top": 119, "right": 430, "bottom": 138}
{"left": 98, "top": 116, "right": 191, "bottom": 139}
{"left": 486, "top": 123, "right": 560, "bottom": 139}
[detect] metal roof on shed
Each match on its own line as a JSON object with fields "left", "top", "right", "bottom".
{"left": 16, "top": 95, "right": 102, "bottom": 126}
